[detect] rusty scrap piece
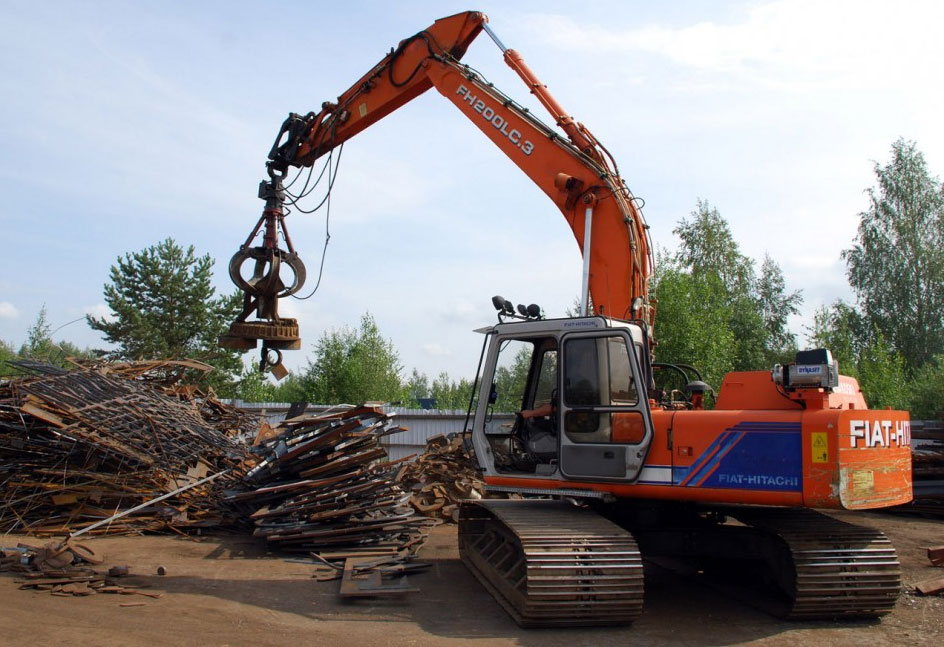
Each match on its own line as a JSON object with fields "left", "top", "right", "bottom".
{"left": 0, "top": 361, "right": 255, "bottom": 536}
{"left": 338, "top": 556, "right": 419, "bottom": 598}
{"left": 928, "top": 546, "right": 944, "bottom": 567}
{"left": 395, "top": 434, "right": 486, "bottom": 523}
{"left": 2, "top": 539, "right": 101, "bottom": 573}
{"left": 2, "top": 539, "right": 160, "bottom": 599}
{"left": 915, "top": 576, "right": 944, "bottom": 596}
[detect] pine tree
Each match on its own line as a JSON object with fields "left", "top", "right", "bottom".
{"left": 87, "top": 238, "right": 242, "bottom": 388}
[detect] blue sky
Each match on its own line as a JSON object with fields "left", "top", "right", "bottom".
{"left": 1, "top": 0, "right": 942, "bottom": 381}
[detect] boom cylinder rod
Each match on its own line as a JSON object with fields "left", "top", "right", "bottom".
{"left": 581, "top": 205, "right": 593, "bottom": 316}
{"left": 481, "top": 22, "right": 507, "bottom": 52}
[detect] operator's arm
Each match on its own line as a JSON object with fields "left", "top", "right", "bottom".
{"left": 520, "top": 402, "right": 555, "bottom": 420}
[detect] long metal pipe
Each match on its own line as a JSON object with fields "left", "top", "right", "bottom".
{"left": 68, "top": 468, "right": 231, "bottom": 539}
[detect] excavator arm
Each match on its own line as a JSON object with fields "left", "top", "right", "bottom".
{"left": 224, "top": 11, "right": 653, "bottom": 370}
{"left": 267, "top": 11, "right": 487, "bottom": 171}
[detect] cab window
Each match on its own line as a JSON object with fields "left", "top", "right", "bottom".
{"left": 563, "top": 334, "right": 640, "bottom": 442}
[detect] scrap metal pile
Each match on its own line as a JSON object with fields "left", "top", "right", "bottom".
{"left": 0, "top": 360, "right": 253, "bottom": 536}
{"left": 901, "top": 420, "right": 944, "bottom": 516}
{"left": 395, "top": 433, "right": 486, "bottom": 522}
{"left": 1, "top": 538, "right": 161, "bottom": 600}
{"left": 226, "top": 406, "right": 435, "bottom": 557}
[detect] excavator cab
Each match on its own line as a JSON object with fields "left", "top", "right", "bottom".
{"left": 471, "top": 316, "right": 655, "bottom": 487}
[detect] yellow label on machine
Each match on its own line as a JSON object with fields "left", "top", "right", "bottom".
{"left": 852, "top": 469, "right": 875, "bottom": 495}
{"left": 811, "top": 432, "right": 828, "bottom": 463}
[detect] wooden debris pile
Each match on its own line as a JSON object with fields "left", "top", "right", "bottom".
{"left": 896, "top": 420, "right": 944, "bottom": 516}
{"left": 0, "top": 361, "right": 252, "bottom": 536}
{"left": 226, "top": 406, "right": 435, "bottom": 558}
{"left": 395, "top": 433, "right": 485, "bottom": 522}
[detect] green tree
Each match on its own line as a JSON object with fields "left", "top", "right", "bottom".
{"left": 671, "top": 200, "right": 778, "bottom": 372}
{"left": 271, "top": 373, "right": 307, "bottom": 403}
{"left": 86, "top": 238, "right": 242, "bottom": 390}
{"left": 654, "top": 202, "right": 802, "bottom": 389}
{"left": 401, "top": 369, "right": 473, "bottom": 410}
{"left": 807, "top": 301, "right": 865, "bottom": 379}
{"left": 493, "top": 344, "right": 532, "bottom": 412}
{"left": 674, "top": 199, "right": 754, "bottom": 291}
{"left": 807, "top": 302, "right": 912, "bottom": 409}
{"left": 230, "top": 365, "right": 307, "bottom": 403}
{"left": 856, "top": 330, "right": 910, "bottom": 411}
{"left": 0, "top": 339, "right": 17, "bottom": 377}
{"left": 757, "top": 254, "right": 802, "bottom": 363}
{"left": 430, "top": 371, "right": 474, "bottom": 410}
{"left": 233, "top": 366, "right": 279, "bottom": 402}
{"left": 404, "top": 368, "right": 430, "bottom": 404}
{"left": 908, "top": 354, "right": 944, "bottom": 419}
{"left": 842, "top": 139, "right": 944, "bottom": 370}
{"left": 298, "top": 312, "right": 404, "bottom": 404}
{"left": 16, "top": 305, "right": 95, "bottom": 369}
{"left": 653, "top": 259, "right": 737, "bottom": 389}
{"left": 19, "top": 304, "right": 54, "bottom": 359}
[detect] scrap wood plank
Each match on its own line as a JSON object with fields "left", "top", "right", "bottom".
{"left": 915, "top": 576, "right": 944, "bottom": 595}
{"left": 19, "top": 401, "right": 69, "bottom": 428}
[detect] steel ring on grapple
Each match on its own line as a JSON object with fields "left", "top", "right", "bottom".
{"left": 229, "top": 246, "right": 307, "bottom": 298}
{"left": 261, "top": 345, "right": 283, "bottom": 372}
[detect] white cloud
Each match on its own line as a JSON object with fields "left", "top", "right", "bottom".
{"left": 0, "top": 302, "right": 19, "bottom": 320}
{"left": 526, "top": 1, "right": 943, "bottom": 95}
{"left": 787, "top": 255, "right": 842, "bottom": 272}
{"left": 438, "top": 299, "right": 485, "bottom": 325}
{"left": 422, "top": 343, "right": 453, "bottom": 358}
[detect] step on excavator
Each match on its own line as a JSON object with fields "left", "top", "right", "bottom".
{"left": 221, "top": 10, "right": 912, "bottom": 627}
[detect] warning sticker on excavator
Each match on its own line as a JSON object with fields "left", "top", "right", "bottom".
{"left": 811, "top": 432, "right": 828, "bottom": 463}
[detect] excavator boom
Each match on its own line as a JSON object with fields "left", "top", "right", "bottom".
{"left": 234, "top": 9, "right": 651, "bottom": 359}
{"left": 269, "top": 11, "right": 487, "bottom": 169}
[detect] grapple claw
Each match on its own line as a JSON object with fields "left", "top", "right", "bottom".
{"left": 220, "top": 176, "right": 306, "bottom": 371}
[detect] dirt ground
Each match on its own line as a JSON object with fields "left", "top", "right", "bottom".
{"left": 1, "top": 511, "right": 941, "bottom": 647}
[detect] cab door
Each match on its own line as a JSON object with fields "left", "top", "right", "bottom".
{"left": 558, "top": 329, "right": 654, "bottom": 481}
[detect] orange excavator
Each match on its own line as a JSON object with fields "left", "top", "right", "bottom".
{"left": 222, "top": 11, "right": 912, "bottom": 627}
